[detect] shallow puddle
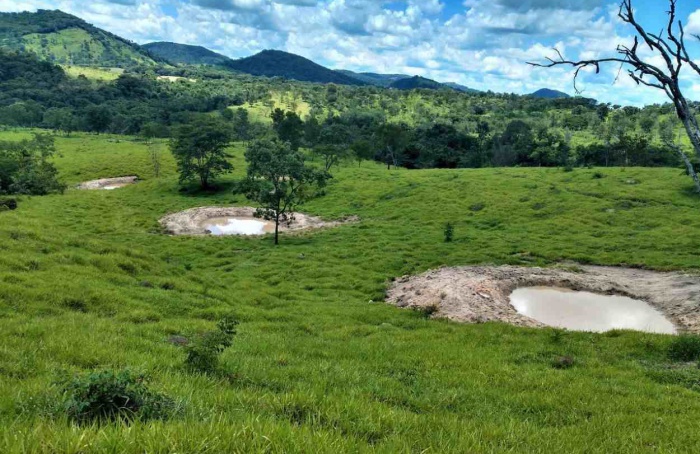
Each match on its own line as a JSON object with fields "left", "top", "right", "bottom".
{"left": 102, "top": 184, "right": 128, "bottom": 190}
{"left": 199, "top": 217, "right": 275, "bottom": 236}
{"left": 509, "top": 287, "right": 676, "bottom": 334}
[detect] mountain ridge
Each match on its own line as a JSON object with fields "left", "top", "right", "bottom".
{"left": 0, "top": 9, "right": 160, "bottom": 67}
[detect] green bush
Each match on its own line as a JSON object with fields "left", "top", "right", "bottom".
{"left": 185, "top": 316, "right": 239, "bottom": 373}
{"left": 444, "top": 222, "right": 454, "bottom": 243}
{"left": 0, "top": 197, "right": 17, "bottom": 210}
{"left": 668, "top": 335, "right": 700, "bottom": 362}
{"left": 60, "top": 369, "right": 174, "bottom": 423}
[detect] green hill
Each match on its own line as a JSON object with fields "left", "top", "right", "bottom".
{"left": 337, "top": 70, "right": 409, "bottom": 87}
{"left": 389, "top": 75, "right": 447, "bottom": 91}
{"left": 0, "top": 9, "right": 160, "bottom": 67}
{"left": 224, "top": 50, "right": 366, "bottom": 85}
{"left": 143, "top": 42, "right": 232, "bottom": 66}
{"left": 531, "top": 88, "right": 570, "bottom": 99}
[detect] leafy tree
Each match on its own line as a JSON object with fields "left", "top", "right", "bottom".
{"left": 376, "top": 122, "right": 411, "bottom": 170}
{"left": 314, "top": 123, "right": 353, "bottom": 172}
{"left": 273, "top": 110, "right": 304, "bottom": 151}
{"left": 0, "top": 133, "right": 65, "bottom": 195}
{"left": 170, "top": 117, "right": 233, "bottom": 189}
{"left": 351, "top": 139, "right": 374, "bottom": 167}
{"left": 232, "top": 108, "right": 251, "bottom": 142}
{"left": 239, "top": 138, "right": 329, "bottom": 245}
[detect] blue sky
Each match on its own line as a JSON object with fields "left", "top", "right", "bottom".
{"left": 2, "top": 0, "right": 700, "bottom": 106}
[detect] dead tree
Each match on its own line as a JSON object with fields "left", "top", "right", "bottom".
{"left": 529, "top": 0, "right": 700, "bottom": 193}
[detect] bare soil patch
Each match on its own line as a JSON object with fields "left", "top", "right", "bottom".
{"left": 386, "top": 265, "right": 700, "bottom": 333}
{"left": 77, "top": 176, "right": 138, "bottom": 190}
{"left": 159, "top": 206, "right": 357, "bottom": 236}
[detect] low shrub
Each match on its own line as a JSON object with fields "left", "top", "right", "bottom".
{"left": 668, "top": 335, "right": 700, "bottom": 362}
{"left": 444, "top": 222, "right": 454, "bottom": 243}
{"left": 185, "top": 316, "right": 239, "bottom": 373}
{"left": 59, "top": 369, "right": 174, "bottom": 423}
{"left": 0, "top": 197, "right": 17, "bottom": 210}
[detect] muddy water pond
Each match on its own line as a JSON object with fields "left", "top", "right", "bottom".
{"left": 509, "top": 287, "right": 677, "bottom": 334}
{"left": 199, "top": 217, "right": 275, "bottom": 236}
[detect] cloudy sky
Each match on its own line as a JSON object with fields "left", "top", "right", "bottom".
{"left": 2, "top": 0, "right": 700, "bottom": 106}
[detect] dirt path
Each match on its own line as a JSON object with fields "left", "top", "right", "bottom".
{"left": 159, "top": 206, "right": 357, "bottom": 235}
{"left": 386, "top": 265, "right": 700, "bottom": 333}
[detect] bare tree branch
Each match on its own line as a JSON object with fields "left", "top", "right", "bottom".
{"left": 528, "top": 0, "right": 700, "bottom": 192}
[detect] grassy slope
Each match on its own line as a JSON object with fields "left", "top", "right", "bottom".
{"left": 239, "top": 92, "right": 313, "bottom": 123}
{"left": 62, "top": 65, "right": 124, "bottom": 81}
{"left": 1, "top": 130, "right": 700, "bottom": 452}
{"left": 21, "top": 27, "right": 154, "bottom": 67}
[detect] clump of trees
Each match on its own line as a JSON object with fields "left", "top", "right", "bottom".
{"left": 0, "top": 133, "right": 65, "bottom": 196}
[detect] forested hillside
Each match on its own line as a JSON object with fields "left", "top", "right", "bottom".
{"left": 0, "top": 9, "right": 160, "bottom": 67}
{"left": 0, "top": 47, "right": 694, "bottom": 171}
{"left": 143, "top": 42, "right": 232, "bottom": 66}
{"left": 224, "top": 50, "right": 366, "bottom": 85}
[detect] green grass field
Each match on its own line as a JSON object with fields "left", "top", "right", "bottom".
{"left": 1, "top": 130, "right": 700, "bottom": 452}
{"left": 62, "top": 65, "right": 124, "bottom": 81}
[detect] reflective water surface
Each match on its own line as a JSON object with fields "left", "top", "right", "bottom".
{"left": 509, "top": 287, "right": 676, "bottom": 334}
{"left": 200, "top": 217, "right": 275, "bottom": 236}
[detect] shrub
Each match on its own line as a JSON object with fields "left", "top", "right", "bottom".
{"left": 60, "top": 369, "right": 174, "bottom": 423}
{"left": 444, "top": 222, "right": 454, "bottom": 243}
{"left": 668, "top": 335, "right": 700, "bottom": 362}
{"left": 185, "top": 316, "right": 239, "bottom": 373}
{"left": 0, "top": 197, "right": 17, "bottom": 210}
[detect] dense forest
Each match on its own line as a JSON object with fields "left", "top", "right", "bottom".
{"left": 0, "top": 47, "right": 695, "bottom": 170}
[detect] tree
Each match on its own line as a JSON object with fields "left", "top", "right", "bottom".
{"left": 170, "top": 117, "right": 232, "bottom": 190}
{"left": 239, "top": 138, "right": 329, "bottom": 245}
{"left": 314, "top": 123, "right": 352, "bottom": 172}
{"left": 351, "top": 139, "right": 374, "bottom": 167}
{"left": 232, "top": 108, "right": 251, "bottom": 143}
{"left": 273, "top": 111, "right": 304, "bottom": 151}
{"left": 0, "top": 133, "right": 65, "bottom": 195}
{"left": 530, "top": 0, "right": 700, "bottom": 192}
{"left": 376, "top": 123, "right": 410, "bottom": 170}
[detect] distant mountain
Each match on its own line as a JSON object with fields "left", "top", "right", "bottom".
{"left": 531, "top": 88, "right": 570, "bottom": 99}
{"left": 0, "top": 9, "right": 160, "bottom": 67}
{"left": 338, "top": 70, "right": 410, "bottom": 87}
{"left": 224, "top": 50, "right": 365, "bottom": 85}
{"left": 143, "top": 42, "right": 232, "bottom": 66}
{"left": 444, "top": 82, "right": 479, "bottom": 93}
{"left": 389, "top": 75, "right": 447, "bottom": 91}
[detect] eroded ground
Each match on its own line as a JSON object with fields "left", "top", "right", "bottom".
{"left": 386, "top": 265, "right": 700, "bottom": 333}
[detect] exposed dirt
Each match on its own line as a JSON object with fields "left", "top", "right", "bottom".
{"left": 159, "top": 206, "right": 358, "bottom": 236}
{"left": 77, "top": 176, "right": 138, "bottom": 190}
{"left": 386, "top": 265, "right": 700, "bottom": 333}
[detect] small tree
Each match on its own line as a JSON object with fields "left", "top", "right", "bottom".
{"left": 351, "top": 139, "right": 374, "bottom": 167}
{"left": 240, "top": 138, "right": 329, "bottom": 245}
{"left": 170, "top": 117, "right": 232, "bottom": 190}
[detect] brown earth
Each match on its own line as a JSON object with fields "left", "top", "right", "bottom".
{"left": 386, "top": 265, "right": 700, "bottom": 333}
{"left": 77, "top": 176, "right": 138, "bottom": 190}
{"left": 159, "top": 206, "right": 358, "bottom": 236}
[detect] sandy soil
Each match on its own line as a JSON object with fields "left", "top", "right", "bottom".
{"left": 159, "top": 206, "right": 358, "bottom": 236}
{"left": 77, "top": 176, "right": 138, "bottom": 190}
{"left": 386, "top": 265, "right": 700, "bottom": 333}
